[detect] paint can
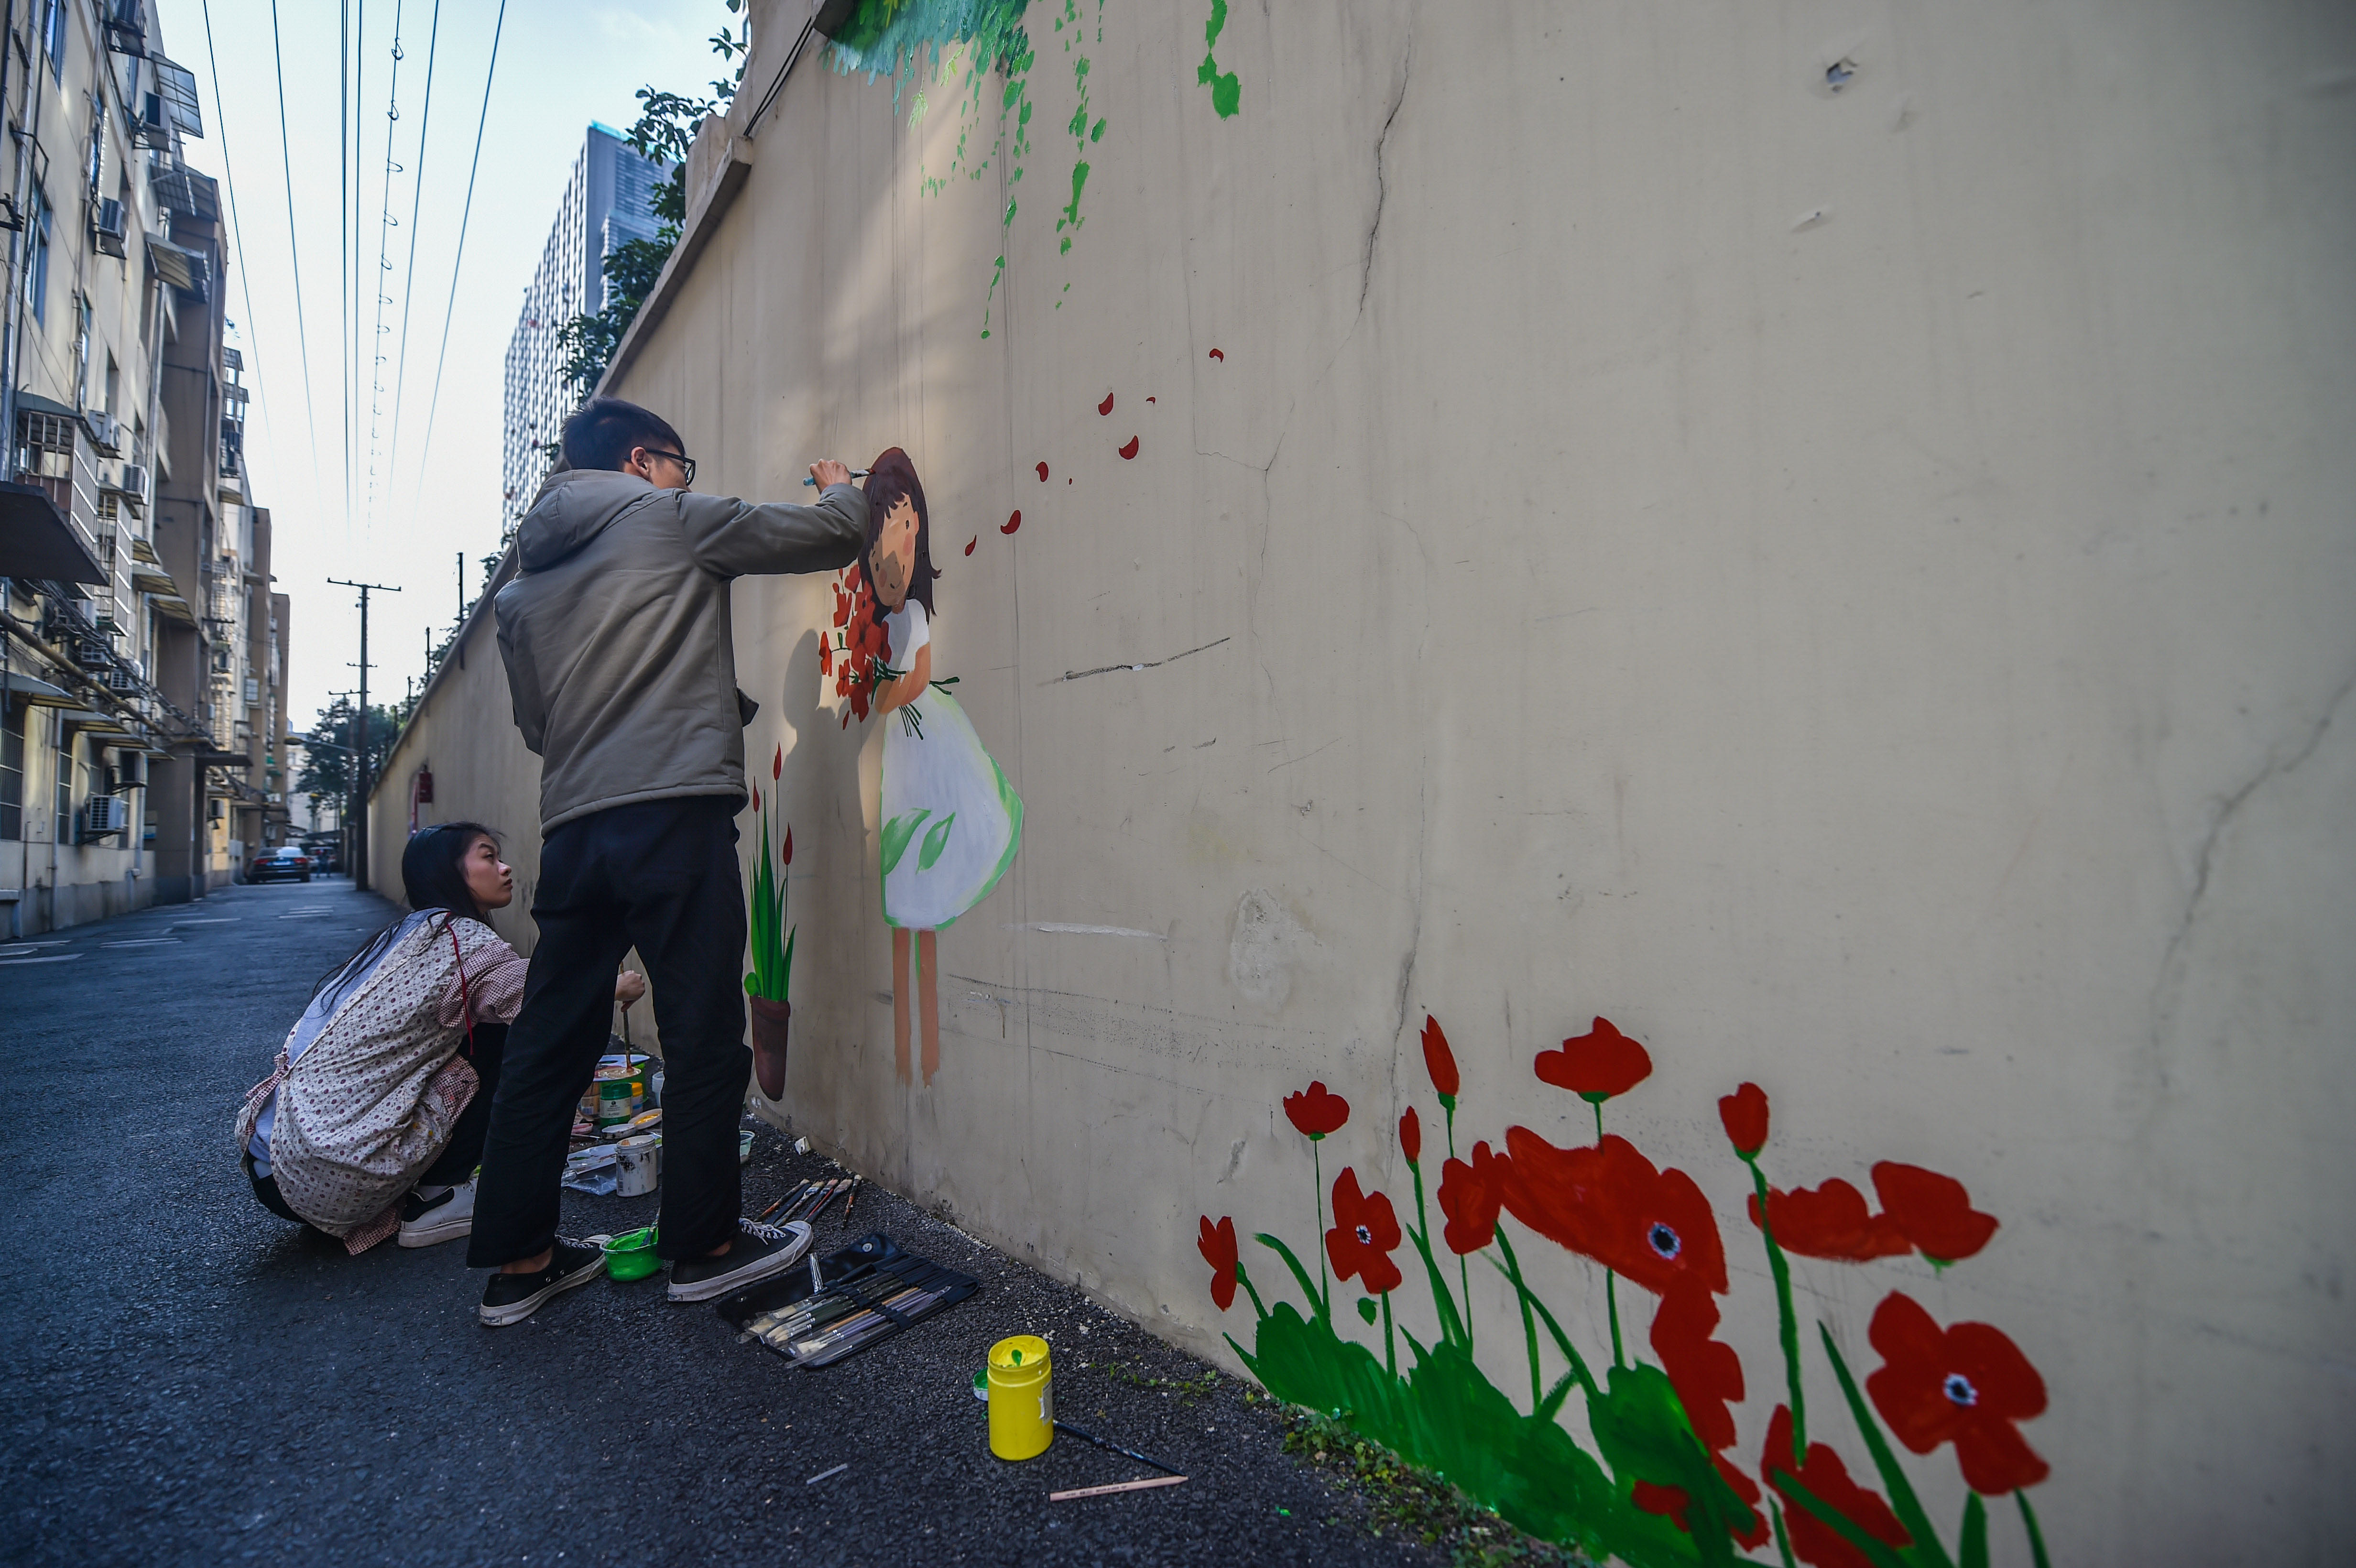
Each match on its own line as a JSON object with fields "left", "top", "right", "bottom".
{"left": 986, "top": 1335, "right": 1054, "bottom": 1460}
{"left": 584, "top": 1053, "right": 653, "bottom": 1126}
{"left": 614, "top": 1133, "right": 662, "bottom": 1197}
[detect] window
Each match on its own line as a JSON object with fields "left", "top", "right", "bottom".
{"left": 55, "top": 722, "right": 72, "bottom": 846}
{"left": 0, "top": 703, "right": 22, "bottom": 840}
{"left": 44, "top": 1, "right": 64, "bottom": 81}
{"left": 25, "top": 191, "right": 49, "bottom": 325}
{"left": 74, "top": 295, "right": 91, "bottom": 408}
{"left": 104, "top": 354, "right": 119, "bottom": 417}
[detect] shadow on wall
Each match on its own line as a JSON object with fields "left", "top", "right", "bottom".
{"left": 745, "top": 626, "right": 831, "bottom": 1111}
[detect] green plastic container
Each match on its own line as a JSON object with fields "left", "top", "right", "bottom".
{"left": 604, "top": 1226, "right": 662, "bottom": 1282}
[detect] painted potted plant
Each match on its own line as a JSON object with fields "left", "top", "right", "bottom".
{"left": 745, "top": 744, "right": 795, "bottom": 1101}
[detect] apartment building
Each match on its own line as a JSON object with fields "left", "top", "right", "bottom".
{"left": 498, "top": 123, "right": 670, "bottom": 534}
{"left": 0, "top": 0, "right": 290, "bottom": 931}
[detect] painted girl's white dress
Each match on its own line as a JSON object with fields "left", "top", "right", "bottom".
{"left": 878, "top": 601, "right": 1022, "bottom": 928}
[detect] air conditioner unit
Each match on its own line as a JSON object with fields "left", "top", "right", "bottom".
{"left": 92, "top": 198, "right": 128, "bottom": 258}
{"left": 86, "top": 411, "right": 123, "bottom": 454}
{"left": 101, "top": 667, "right": 140, "bottom": 694}
{"left": 81, "top": 794, "right": 129, "bottom": 840}
{"left": 110, "top": 752, "right": 147, "bottom": 790}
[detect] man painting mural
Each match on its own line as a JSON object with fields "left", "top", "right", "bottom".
{"left": 469, "top": 396, "right": 865, "bottom": 1327}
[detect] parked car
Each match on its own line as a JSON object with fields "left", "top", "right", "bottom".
{"left": 247, "top": 847, "right": 314, "bottom": 884}
{"left": 299, "top": 838, "right": 342, "bottom": 875}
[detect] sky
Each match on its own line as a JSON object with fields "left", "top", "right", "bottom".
{"left": 150, "top": 0, "right": 731, "bottom": 730}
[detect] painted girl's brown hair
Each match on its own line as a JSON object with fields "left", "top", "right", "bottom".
{"left": 861, "top": 446, "right": 938, "bottom": 623}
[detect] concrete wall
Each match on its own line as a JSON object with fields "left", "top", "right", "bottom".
{"left": 387, "top": 2, "right": 2356, "bottom": 1560}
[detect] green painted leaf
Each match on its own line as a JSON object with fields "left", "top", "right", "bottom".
{"left": 1356, "top": 1296, "right": 1378, "bottom": 1326}
{"left": 1959, "top": 1493, "right": 1988, "bottom": 1568}
{"left": 1246, "top": 1302, "right": 1405, "bottom": 1443}
{"left": 918, "top": 811, "right": 958, "bottom": 870}
{"left": 1399, "top": 1341, "right": 1523, "bottom": 1503}
{"left": 2017, "top": 1493, "right": 2052, "bottom": 1568}
{"left": 879, "top": 809, "right": 930, "bottom": 875}
{"left": 1819, "top": 1326, "right": 1956, "bottom": 1568}
{"left": 1254, "top": 1232, "right": 1323, "bottom": 1319}
{"left": 1775, "top": 1474, "right": 1914, "bottom": 1568}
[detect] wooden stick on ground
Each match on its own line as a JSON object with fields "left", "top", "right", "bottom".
{"left": 1048, "top": 1476, "right": 1188, "bottom": 1502}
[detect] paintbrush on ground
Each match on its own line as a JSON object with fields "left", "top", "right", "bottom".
{"left": 1054, "top": 1419, "right": 1185, "bottom": 1477}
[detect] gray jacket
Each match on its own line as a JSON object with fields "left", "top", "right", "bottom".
{"left": 495, "top": 468, "right": 868, "bottom": 834}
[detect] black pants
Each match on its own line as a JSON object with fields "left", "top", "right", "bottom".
{"left": 248, "top": 1022, "right": 507, "bottom": 1225}
{"left": 468, "top": 795, "right": 748, "bottom": 1266}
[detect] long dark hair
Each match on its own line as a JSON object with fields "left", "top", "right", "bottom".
{"left": 862, "top": 446, "right": 938, "bottom": 623}
{"left": 307, "top": 821, "right": 500, "bottom": 1009}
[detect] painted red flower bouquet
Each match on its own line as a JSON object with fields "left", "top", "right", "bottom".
{"left": 822, "top": 562, "right": 892, "bottom": 725}
{"left": 1203, "top": 1013, "right": 2053, "bottom": 1568}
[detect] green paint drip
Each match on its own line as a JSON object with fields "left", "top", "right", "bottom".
{"left": 1197, "top": 0, "right": 1240, "bottom": 117}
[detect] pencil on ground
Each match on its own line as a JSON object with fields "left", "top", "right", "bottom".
{"left": 1049, "top": 1476, "right": 1189, "bottom": 1502}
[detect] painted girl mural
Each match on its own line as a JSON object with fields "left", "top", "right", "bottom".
{"left": 857, "top": 448, "right": 1022, "bottom": 1085}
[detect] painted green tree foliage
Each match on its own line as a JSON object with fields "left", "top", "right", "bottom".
{"left": 1203, "top": 1016, "right": 2055, "bottom": 1568}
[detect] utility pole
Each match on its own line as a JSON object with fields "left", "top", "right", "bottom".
{"left": 457, "top": 551, "right": 466, "bottom": 625}
{"left": 327, "top": 579, "right": 399, "bottom": 892}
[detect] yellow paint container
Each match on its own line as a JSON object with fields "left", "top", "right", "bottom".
{"left": 986, "top": 1335, "right": 1054, "bottom": 1460}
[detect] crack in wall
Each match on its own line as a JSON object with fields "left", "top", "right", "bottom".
{"left": 1359, "top": 25, "right": 1415, "bottom": 322}
{"left": 2157, "top": 663, "right": 2356, "bottom": 991}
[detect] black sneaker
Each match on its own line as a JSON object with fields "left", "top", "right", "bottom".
{"left": 666, "top": 1219, "right": 814, "bottom": 1303}
{"left": 479, "top": 1240, "right": 606, "bottom": 1327}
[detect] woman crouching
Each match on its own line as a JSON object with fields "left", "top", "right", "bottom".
{"left": 236, "top": 822, "right": 644, "bottom": 1252}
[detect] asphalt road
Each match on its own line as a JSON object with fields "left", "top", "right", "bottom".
{"left": 0, "top": 878, "right": 1433, "bottom": 1567}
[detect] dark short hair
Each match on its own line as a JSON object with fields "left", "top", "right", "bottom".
{"left": 560, "top": 397, "right": 684, "bottom": 473}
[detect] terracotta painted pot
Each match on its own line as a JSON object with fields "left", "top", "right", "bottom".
{"left": 748, "top": 994, "right": 791, "bottom": 1101}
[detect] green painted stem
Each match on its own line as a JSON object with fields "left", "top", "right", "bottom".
{"left": 1493, "top": 1225, "right": 1544, "bottom": 1413}
{"left": 1768, "top": 1499, "right": 1800, "bottom": 1568}
{"left": 1747, "top": 1155, "right": 1808, "bottom": 1460}
{"left": 1444, "top": 1102, "right": 1469, "bottom": 1331}
{"left": 1405, "top": 1158, "right": 1468, "bottom": 1350}
{"left": 1312, "top": 1141, "right": 1330, "bottom": 1320}
{"left": 1235, "top": 1261, "right": 1268, "bottom": 1321}
{"left": 2017, "top": 1493, "right": 2051, "bottom": 1568}
{"left": 1606, "top": 1269, "right": 1624, "bottom": 1368}
{"left": 1381, "top": 1292, "right": 1396, "bottom": 1378}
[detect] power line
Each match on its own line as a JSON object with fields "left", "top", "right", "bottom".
{"left": 198, "top": 0, "right": 276, "bottom": 484}
{"left": 267, "top": 1, "right": 321, "bottom": 478}
{"left": 412, "top": 0, "right": 505, "bottom": 498}
{"left": 339, "top": 0, "right": 351, "bottom": 524}
{"left": 363, "top": 0, "right": 407, "bottom": 514}
{"left": 385, "top": 0, "right": 441, "bottom": 486}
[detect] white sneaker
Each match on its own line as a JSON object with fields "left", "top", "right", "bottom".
{"left": 397, "top": 1176, "right": 476, "bottom": 1248}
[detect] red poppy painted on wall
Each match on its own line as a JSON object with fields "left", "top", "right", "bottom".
{"left": 1865, "top": 1291, "right": 2050, "bottom": 1495}
{"left": 1325, "top": 1169, "right": 1403, "bottom": 1296}
{"left": 1438, "top": 1140, "right": 1507, "bottom": 1256}
{"left": 1421, "top": 1013, "right": 1460, "bottom": 1102}
{"left": 1198, "top": 1215, "right": 1239, "bottom": 1312}
{"left": 1719, "top": 1082, "right": 1768, "bottom": 1158}
{"left": 1502, "top": 1128, "right": 1728, "bottom": 1296}
{"left": 1749, "top": 1178, "right": 1911, "bottom": 1261}
{"left": 1281, "top": 1080, "right": 1349, "bottom": 1140}
{"left": 1872, "top": 1162, "right": 1999, "bottom": 1263}
{"left": 1533, "top": 1015, "right": 1652, "bottom": 1103}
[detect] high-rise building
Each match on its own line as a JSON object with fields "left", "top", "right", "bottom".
{"left": 501, "top": 125, "right": 673, "bottom": 532}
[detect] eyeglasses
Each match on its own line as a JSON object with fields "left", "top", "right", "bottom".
{"left": 644, "top": 448, "right": 697, "bottom": 485}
